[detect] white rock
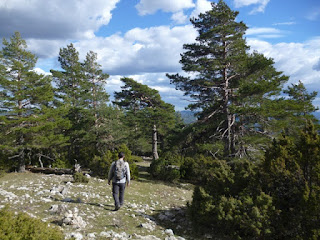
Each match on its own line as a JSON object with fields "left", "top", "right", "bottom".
{"left": 139, "top": 223, "right": 155, "bottom": 231}
{"left": 70, "top": 232, "right": 83, "bottom": 240}
{"left": 164, "top": 229, "right": 174, "bottom": 236}
{"left": 87, "top": 233, "right": 96, "bottom": 238}
{"left": 133, "top": 234, "right": 161, "bottom": 240}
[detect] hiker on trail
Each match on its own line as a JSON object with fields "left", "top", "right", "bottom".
{"left": 108, "top": 152, "right": 130, "bottom": 211}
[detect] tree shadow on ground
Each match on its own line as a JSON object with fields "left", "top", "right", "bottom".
{"left": 51, "top": 196, "right": 114, "bottom": 211}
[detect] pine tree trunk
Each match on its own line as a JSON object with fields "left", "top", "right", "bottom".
{"left": 152, "top": 124, "right": 159, "bottom": 160}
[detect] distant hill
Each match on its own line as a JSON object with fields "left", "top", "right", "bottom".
{"left": 179, "top": 111, "right": 320, "bottom": 125}
{"left": 179, "top": 110, "right": 198, "bottom": 124}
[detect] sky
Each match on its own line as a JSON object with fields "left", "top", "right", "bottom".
{"left": 0, "top": 0, "right": 320, "bottom": 111}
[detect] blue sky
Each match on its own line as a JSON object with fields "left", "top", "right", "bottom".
{"left": 0, "top": 0, "right": 319, "bottom": 110}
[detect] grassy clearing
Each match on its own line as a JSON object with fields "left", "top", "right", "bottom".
{"left": 0, "top": 161, "right": 195, "bottom": 239}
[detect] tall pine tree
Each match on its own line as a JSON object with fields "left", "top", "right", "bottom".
{"left": 167, "top": 0, "right": 288, "bottom": 158}
{"left": 0, "top": 32, "right": 68, "bottom": 171}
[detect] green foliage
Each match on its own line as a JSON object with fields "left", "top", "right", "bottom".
{"left": 150, "top": 158, "right": 180, "bottom": 182}
{"left": 0, "top": 32, "right": 69, "bottom": 172}
{"left": 0, "top": 206, "right": 64, "bottom": 240}
{"left": 189, "top": 121, "right": 320, "bottom": 239}
{"left": 73, "top": 172, "right": 89, "bottom": 183}
{"left": 167, "top": 0, "right": 289, "bottom": 158}
{"left": 149, "top": 153, "right": 182, "bottom": 182}
{"left": 189, "top": 158, "right": 275, "bottom": 239}
{"left": 89, "top": 153, "right": 113, "bottom": 179}
{"left": 114, "top": 77, "right": 177, "bottom": 158}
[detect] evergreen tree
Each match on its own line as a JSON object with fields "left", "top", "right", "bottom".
{"left": 51, "top": 44, "right": 90, "bottom": 165}
{"left": 167, "top": 0, "right": 288, "bottom": 158}
{"left": 0, "top": 32, "right": 68, "bottom": 172}
{"left": 279, "top": 80, "right": 319, "bottom": 136}
{"left": 82, "top": 51, "right": 111, "bottom": 155}
{"left": 114, "top": 77, "right": 176, "bottom": 159}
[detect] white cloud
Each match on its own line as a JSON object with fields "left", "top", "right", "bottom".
{"left": 33, "top": 68, "right": 51, "bottom": 76}
{"left": 313, "top": 58, "right": 320, "bottom": 71}
{"left": 171, "top": 11, "right": 188, "bottom": 24}
{"left": 0, "top": 0, "right": 119, "bottom": 39}
{"left": 190, "top": 0, "right": 213, "bottom": 19}
{"left": 247, "top": 37, "right": 320, "bottom": 88}
{"left": 246, "top": 27, "right": 285, "bottom": 39}
{"left": 233, "top": 0, "right": 270, "bottom": 14}
{"left": 72, "top": 25, "right": 197, "bottom": 76}
{"left": 273, "top": 21, "right": 296, "bottom": 26}
{"left": 135, "top": 0, "right": 194, "bottom": 15}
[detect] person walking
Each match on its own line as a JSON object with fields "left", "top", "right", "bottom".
{"left": 108, "top": 152, "right": 130, "bottom": 211}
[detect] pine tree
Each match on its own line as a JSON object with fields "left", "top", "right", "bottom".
{"left": 279, "top": 80, "right": 319, "bottom": 136}
{"left": 51, "top": 44, "right": 90, "bottom": 165}
{"left": 82, "top": 51, "right": 111, "bottom": 155}
{"left": 167, "top": 0, "right": 288, "bottom": 158}
{"left": 0, "top": 32, "right": 68, "bottom": 171}
{"left": 114, "top": 77, "right": 176, "bottom": 159}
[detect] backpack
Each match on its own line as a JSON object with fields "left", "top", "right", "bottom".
{"left": 114, "top": 160, "right": 126, "bottom": 181}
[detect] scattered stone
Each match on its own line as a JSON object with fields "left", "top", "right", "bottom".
{"left": 69, "top": 232, "right": 83, "bottom": 240}
{"left": 49, "top": 204, "right": 67, "bottom": 214}
{"left": 139, "top": 222, "right": 155, "bottom": 231}
{"left": 62, "top": 209, "right": 87, "bottom": 228}
{"left": 133, "top": 234, "right": 161, "bottom": 240}
{"left": 87, "top": 232, "right": 96, "bottom": 239}
{"left": 164, "top": 229, "right": 174, "bottom": 236}
{"left": 0, "top": 189, "right": 18, "bottom": 199}
{"left": 99, "top": 230, "right": 130, "bottom": 239}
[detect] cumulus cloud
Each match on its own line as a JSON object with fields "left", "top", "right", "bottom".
{"left": 171, "top": 11, "right": 188, "bottom": 24}
{"left": 233, "top": 0, "right": 270, "bottom": 14}
{"left": 73, "top": 25, "right": 198, "bottom": 75}
{"left": 190, "top": 0, "right": 213, "bottom": 19}
{"left": 0, "top": 0, "right": 119, "bottom": 39}
{"left": 313, "top": 58, "right": 320, "bottom": 71}
{"left": 247, "top": 37, "right": 320, "bottom": 88}
{"left": 135, "top": 0, "right": 194, "bottom": 15}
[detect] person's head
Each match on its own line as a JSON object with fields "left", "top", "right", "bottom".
{"left": 118, "top": 152, "right": 125, "bottom": 159}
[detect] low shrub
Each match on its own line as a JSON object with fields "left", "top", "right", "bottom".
{"left": 150, "top": 158, "right": 180, "bottom": 182}
{"left": 89, "top": 153, "right": 113, "bottom": 179}
{"left": 73, "top": 172, "right": 89, "bottom": 183}
{"left": 0, "top": 206, "right": 64, "bottom": 240}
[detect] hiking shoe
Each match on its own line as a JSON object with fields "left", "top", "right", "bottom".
{"left": 114, "top": 206, "right": 120, "bottom": 211}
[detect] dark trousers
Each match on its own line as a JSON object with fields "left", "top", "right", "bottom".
{"left": 112, "top": 182, "right": 126, "bottom": 207}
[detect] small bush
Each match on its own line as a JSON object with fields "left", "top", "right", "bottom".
{"left": 89, "top": 153, "right": 113, "bottom": 179}
{"left": 73, "top": 172, "right": 89, "bottom": 183}
{"left": 0, "top": 206, "right": 64, "bottom": 240}
{"left": 150, "top": 158, "right": 180, "bottom": 182}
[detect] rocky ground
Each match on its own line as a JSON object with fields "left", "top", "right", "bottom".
{"left": 0, "top": 161, "right": 199, "bottom": 240}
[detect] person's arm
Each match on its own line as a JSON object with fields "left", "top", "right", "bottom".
{"left": 126, "top": 162, "right": 131, "bottom": 186}
{"left": 108, "top": 162, "right": 115, "bottom": 185}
